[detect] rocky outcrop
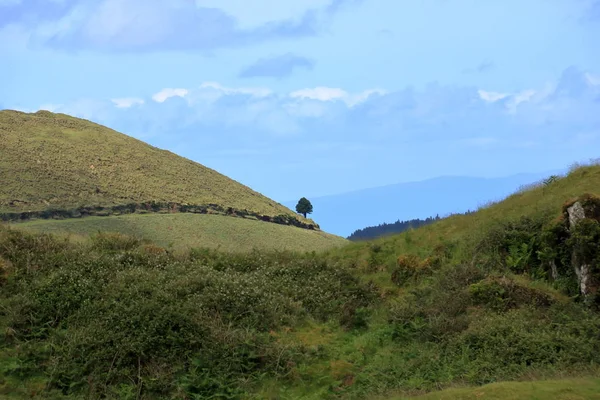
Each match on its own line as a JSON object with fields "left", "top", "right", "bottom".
{"left": 567, "top": 201, "right": 591, "bottom": 297}
{"left": 563, "top": 196, "right": 600, "bottom": 303}
{"left": 567, "top": 201, "right": 586, "bottom": 229}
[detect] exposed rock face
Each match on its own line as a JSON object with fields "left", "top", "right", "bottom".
{"left": 566, "top": 199, "right": 600, "bottom": 302}
{"left": 549, "top": 260, "right": 559, "bottom": 280}
{"left": 567, "top": 202, "right": 591, "bottom": 297}
{"left": 567, "top": 201, "right": 586, "bottom": 229}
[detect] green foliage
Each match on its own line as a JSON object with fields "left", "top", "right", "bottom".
{"left": 568, "top": 218, "right": 600, "bottom": 267}
{"left": 469, "top": 276, "right": 558, "bottom": 312}
{"left": 0, "top": 227, "right": 376, "bottom": 399}
{"left": 360, "top": 280, "right": 600, "bottom": 398}
{"left": 295, "top": 197, "right": 313, "bottom": 218}
{"left": 391, "top": 255, "right": 432, "bottom": 287}
{"left": 477, "top": 216, "right": 545, "bottom": 274}
{"left": 4, "top": 163, "right": 600, "bottom": 400}
{"left": 89, "top": 231, "right": 144, "bottom": 252}
{"left": 1, "top": 202, "right": 320, "bottom": 231}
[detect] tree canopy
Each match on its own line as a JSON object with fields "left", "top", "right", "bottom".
{"left": 295, "top": 197, "right": 313, "bottom": 218}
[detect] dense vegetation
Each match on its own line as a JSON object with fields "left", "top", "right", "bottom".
{"left": 0, "top": 201, "right": 319, "bottom": 230}
{"left": 0, "top": 229, "right": 377, "bottom": 399}
{"left": 2, "top": 162, "right": 600, "bottom": 399}
{"left": 347, "top": 216, "right": 443, "bottom": 241}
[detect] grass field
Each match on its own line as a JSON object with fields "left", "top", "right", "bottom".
{"left": 391, "top": 378, "right": 600, "bottom": 399}
{"left": 329, "top": 161, "right": 600, "bottom": 268}
{"left": 0, "top": 110, "right": 311, "bottom": 223}
{"left": 11, "top": 213, "right": 347, "bottom": 252}
{"left": 2, "top": 161, "right": 600, "bottom": 400}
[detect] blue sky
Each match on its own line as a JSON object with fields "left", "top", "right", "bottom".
{"left": 1, "top": 0, "right": 600, "bottom": 202}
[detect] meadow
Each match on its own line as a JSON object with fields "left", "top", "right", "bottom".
{"left": 0, "top": 110, "right": 310, "bottom": 221}
{"left": 2, "top": 161, "right": 600, "bottom": 399}
{"left": 13, "top": 213, "right": 347, "bottom": 253}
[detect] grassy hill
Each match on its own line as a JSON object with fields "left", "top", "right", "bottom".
{"left": 0, "top": 110, "right": 345, "bottom": 252}
{"left": 329, "top": 161, "right": 600, "bottom": 270}
{"left": 0, "top": 110, "right": 303, "bottom": 219}
{"left": 14, "top": 213, "right": 347, "bottom": 253}
{"left": 2, "top": 162, "right": 600, "bottom": 400}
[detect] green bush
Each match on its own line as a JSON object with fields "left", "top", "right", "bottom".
{"left": 477, "top": 216, "right": 545, "bottom": 274}
{"left": 0, "top": 229, "right": 377, "bottom": 398}
{"left": 469, "top": 276, "right": 557, "bottom": 312}
{"left": 390, "top": 254, "right": 433, "bottom": 286}
{"left": 89, "top": 231, "right": 143, "bottom": 252}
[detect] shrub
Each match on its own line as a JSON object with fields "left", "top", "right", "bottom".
{"left": 0, "top": 230, "right": 378, "bottom": 398}
{"left": 89, "top": 232, "right": 143, "bottom": 252}
{"left": 469, "top": 276, "right": 557, "bottom": 312}
{"left": 391, "top": 254, "right": 432, "bottom": 286}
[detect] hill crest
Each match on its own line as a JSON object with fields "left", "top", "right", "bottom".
{"left": 0, "top": 110, "right": 315, "bottom": 227}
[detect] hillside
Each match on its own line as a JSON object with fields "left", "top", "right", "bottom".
{"left": 0, "top": 110, "right": 305, "bottom": 221}
{"left": 2, "top": 162, "right": 600, "bottom": 400}
{"left": 331, "top": 162, "right": 600, "bottom": 267}
{"left": 283, "top": 171, "right": 563, "bottom": 236}
{"left": 14, "top": 213, "right": 347, "bottom": 253}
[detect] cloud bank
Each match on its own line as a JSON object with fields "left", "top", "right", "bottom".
{"left": 3, "top": 0, "right": 361, "bottom": 52}
{"left": 22, "top": 66, "right": 600, "bottom": 199}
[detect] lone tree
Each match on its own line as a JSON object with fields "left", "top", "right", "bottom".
{"left": 295, "top": 197, "right": 313, "bottom": 218}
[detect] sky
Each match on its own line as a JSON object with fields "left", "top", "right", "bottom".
{"left": 1, "top": 0, "right": 600, "bottom": 202}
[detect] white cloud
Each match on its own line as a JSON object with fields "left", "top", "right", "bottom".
{"left": 111, "top": 97, "right": 144, "bottom": 108}
{"left": 31, "top": 67, "right": 600, "bottom": 150}
{"left": 199, "top": 82, "right": 272, "bottom": 98}
{"left": 506, "top": 89, "right": 537, "bottom": 113}
{"left": 152, "top": 88, "right": 189, "bottom": 103}
{"left": 477, "top": 90, "right": 509, "bottom": 102}
{"left": 289, "top": 87, "right": 385, "bottom": 106}
{"left": 345, "top": 89, "right": 386, "bottom": 106}
{"left": 290, "top": 86, "right": 348, "bottom": 102}
{"left": 513, "top": 89, "right": 536, "bottom": 105}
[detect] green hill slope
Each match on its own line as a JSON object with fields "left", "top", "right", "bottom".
{"left": 329, "top": 162, "right": 600, "bottom": 269}
{"left": 14, "top": 213, "right": 346, "bottom": 253}
{"left": 2, "top": 162, "right": 600, "bottom": 400}
{"left": 0, "top": 110, "right": 302, "bottom": 219}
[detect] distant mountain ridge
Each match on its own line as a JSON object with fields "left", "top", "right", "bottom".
{"left": 284, "top": 171, "right": 564, "bottom": 237}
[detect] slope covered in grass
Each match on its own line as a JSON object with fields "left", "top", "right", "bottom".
{"left": 14, "top": 213, "right": 347, "bottom": 252}
{"left": 0, "top": 110, "right": 303, "bottom": 221}
{"left": 2, "top": 162, "right": 600, "bottom": 400}
{"left": 392, "top": 378, "right": 600, "bottom": 400}
{"left": 328, "top": 162, "right": 600, "bottom": 269}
